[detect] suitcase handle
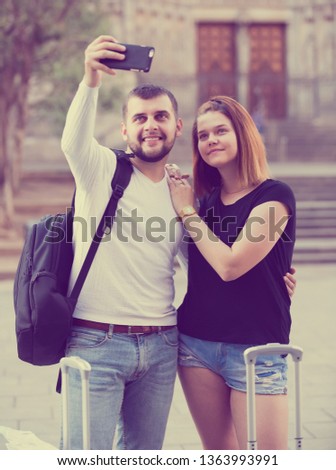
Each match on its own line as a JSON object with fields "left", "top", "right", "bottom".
{"left": 244, "top": 343, "right": 303, "bottom": 363}
{"left": 244, "top": 343, "right": 303, "bottom": 450}
{"left": 60, "top": 356, "right": 91, "bottom": 450}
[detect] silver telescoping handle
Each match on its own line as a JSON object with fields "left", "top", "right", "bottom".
{"left": 244, "top": 343, "right": 303, "bottom": 450}
{"left": 60, "top": 356, "right": 92, "bottom": 450}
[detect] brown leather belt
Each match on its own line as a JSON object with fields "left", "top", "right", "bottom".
{"left": 73, "top": 318, "right": 175, "bottom": 334}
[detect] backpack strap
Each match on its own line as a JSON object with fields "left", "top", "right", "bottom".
{"left": 69, "top": 149, "right": 133, "bottom": 216}
{"left": 69, "top": 149, "right": 133, "bottom": 300}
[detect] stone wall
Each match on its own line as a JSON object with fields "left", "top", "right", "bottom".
{"left": 101, "top": 0, "right": 336, "bottom": 123}
{"left": 24, "top": 0, "right": 334, "bottom": 169}
{"left": 287, "top": 0, "right": 336, "bottom": 120}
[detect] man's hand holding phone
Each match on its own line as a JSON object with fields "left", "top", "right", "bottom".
{"left": 84, "top": 35, "right": 126, "bottom": 88}
{"left": 84, "top": 35, "right": 155, "bottom": 88}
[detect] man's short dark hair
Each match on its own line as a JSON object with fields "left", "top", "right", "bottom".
{"left": 122, "top": 84, "right": 178, "bottom": 119}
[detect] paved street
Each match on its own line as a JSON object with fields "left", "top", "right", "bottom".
{"left": 0, "top": 263, "right": 336, "bottom": 450}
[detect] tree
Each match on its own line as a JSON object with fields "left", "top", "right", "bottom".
{"left": 0, "top": 0, "right": 107, "bottom": 226}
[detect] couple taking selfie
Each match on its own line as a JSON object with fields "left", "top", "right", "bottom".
{"left": 60, "top": 35, "right": 296, "bottom": 450}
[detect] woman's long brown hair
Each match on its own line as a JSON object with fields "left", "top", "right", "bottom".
{"left": 193, "top": 96, "right": 270, "bottom": 198}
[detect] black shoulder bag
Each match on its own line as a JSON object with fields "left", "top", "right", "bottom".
{"left": 13, "top": 150, "right": 133, "bottom": 366}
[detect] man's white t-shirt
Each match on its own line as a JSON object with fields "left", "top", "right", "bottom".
{"left": 61, "top": 82, "right": 186, "bottom": 326}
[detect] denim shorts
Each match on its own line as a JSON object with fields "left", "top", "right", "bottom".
{"left": 178, "top": 333, "right": 288, "bottom": 395}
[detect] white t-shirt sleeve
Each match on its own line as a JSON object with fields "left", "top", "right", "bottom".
{"left": 61, "top": 81, "right": 117, "bottom": 190}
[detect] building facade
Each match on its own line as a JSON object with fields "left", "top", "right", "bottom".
{"left": 101, "top": 0, "right": 336, "bottom": 160}
{"left": 103, "top": 0, "right": 335, "bottom": 118}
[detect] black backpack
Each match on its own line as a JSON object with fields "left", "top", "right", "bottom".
{"left": 13, "top": 150, "right": 133, "bottom": 366}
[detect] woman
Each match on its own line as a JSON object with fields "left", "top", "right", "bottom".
{"left": 166, "top": 96, "right": 296, "bottom": 450}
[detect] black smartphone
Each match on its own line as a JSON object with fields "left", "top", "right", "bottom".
{"left": 100, "top": 43, "right": 155, "bottom": 72}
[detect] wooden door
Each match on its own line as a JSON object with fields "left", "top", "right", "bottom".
{"left": 248, "top": 24, "right": 287, "bottom": 119}
{"left": 197, "top": 23, "right": 237, "bottom": 104}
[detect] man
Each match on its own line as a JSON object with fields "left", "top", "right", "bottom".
{"left": 61, "top": 35, "right": 296, "bottom": 450}
{"left": 61, "top": 35, "right": 185, "bottom": 450}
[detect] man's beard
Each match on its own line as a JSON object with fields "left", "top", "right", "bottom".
{"left": 128, "top": 136, "right": 176, "bottom": 163}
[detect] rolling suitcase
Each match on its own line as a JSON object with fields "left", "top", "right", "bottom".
{"left": 60, "top": 356, "right": 92, "bottom": 450}
{"left": 244, "top": 343, "right": 304, "bottom": 450}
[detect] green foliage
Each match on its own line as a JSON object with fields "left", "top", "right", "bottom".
{"left": 30, "top": 2, "right": 122, "bottom": 132}
{"left": 0, "top": 0, "right": 125, "bottom": 132}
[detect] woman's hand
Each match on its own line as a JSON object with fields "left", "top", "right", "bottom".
{"left": 165, "top": 164, "right": 195, "bottom": 215}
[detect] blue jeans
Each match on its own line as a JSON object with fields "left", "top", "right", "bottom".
{"left": 62, "top": 325, "right": 178, "bottom": 450}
